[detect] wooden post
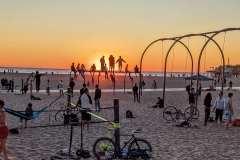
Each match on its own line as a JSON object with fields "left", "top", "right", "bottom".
{"left": 113, "top": 98, "right": 120, "bottom": 157}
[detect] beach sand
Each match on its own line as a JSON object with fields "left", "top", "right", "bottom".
{"left": 1, "top": 72, "right": 240, "bottom": 159}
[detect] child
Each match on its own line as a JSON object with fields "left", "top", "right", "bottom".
{"left": 63, "top": 107, "right": 71, "bottom": 129}
{"left": 25, "top": 103, "right": 33, "bottom": 128}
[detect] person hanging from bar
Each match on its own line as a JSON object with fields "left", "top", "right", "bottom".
{"left": 116, "top": 56, "right": 126, "bottom": 72}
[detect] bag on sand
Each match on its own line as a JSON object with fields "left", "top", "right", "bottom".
{"left": 126, "top": 110, "right": 134, "bottom": 118}
{"left": 9, "top": 128, "right": 19, "bottom": 134}
{"left": 31, "top": 95, "right": 41, "bottom": 100}
{"left": 76, "top": 149, "right": 90, "bottom": 158}
{"left": 232, "top": 119, "right": 240, "bottom": 126}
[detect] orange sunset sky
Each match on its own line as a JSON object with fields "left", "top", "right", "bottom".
{"left": 1, "top": 0, "right": 240, "bottom": 72}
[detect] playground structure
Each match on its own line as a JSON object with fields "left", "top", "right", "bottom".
{"left": 139, "top": 27, "right": 240, "bottom": 109}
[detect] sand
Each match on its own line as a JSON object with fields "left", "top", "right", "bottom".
{"left": 0, "top": 72, "right": 240, "bottom": 159}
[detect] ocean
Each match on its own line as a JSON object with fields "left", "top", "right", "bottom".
{"left": 0, "top": 67, "right": 207, "bottom": 77}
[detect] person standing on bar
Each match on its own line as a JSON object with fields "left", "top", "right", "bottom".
{"left": 116, "top": 56, "right": 126, "bottom": 72}
{"left": 100, "top": 56, "right": 105, "bottom": 71}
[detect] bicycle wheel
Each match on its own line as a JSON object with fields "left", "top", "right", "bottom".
{"left": 55, "top": 110, "right": 64, "bottom": 122}
{"left": 163, "top": 106, "right": 178, "bottom": 121}
{"left": 184, "top": 107, "right": 199, "bottom": 121}
{"left": 128, "top": 138, "right": 152, "bottom": 160}
{"left": 93, "top": 137, "right": 116, "bottom": 160}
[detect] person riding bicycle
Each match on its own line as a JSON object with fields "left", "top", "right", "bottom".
{"left": 152, "top": 80, "right": 157, "bottom": 89}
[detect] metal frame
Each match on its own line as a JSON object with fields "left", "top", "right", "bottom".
{"left": 139, "top": 27, "right": 240, "bottom": 107}
{"left": 138, "top": 39, "right": 194, "bottom": 103}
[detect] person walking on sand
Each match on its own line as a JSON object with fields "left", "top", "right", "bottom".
{"left": 214, "top": 80, "right": 217, "bottom": 89}
{"left": 100, "top": 56, "right": 105, "bottom": 71}
{"left": 204, "top": 92, "right": 213, "bottom": 126}
{"left": 109, "top": 55, "right": 115, "bottom": 72}
{"left": 187, "top": 87, "right": 195, "bottom": 120}
{"left": 141, "top": 80, "right": 145, "bottom": 89}
{"left": 32, "top": 71, "right": 47, "bottom": 94}
{"left": 23, "top": 78, "right": 29, "bottom": 95}
{"left": 224, "top": 92, "right": 234, "bottom": 130}
{"left": 69, "top": 78, "right": 75, "bottom": 97}
{"left": 25, "top": 103, "right": 33, "bottom": 128}
{"left": 46, "top": 80, "right": 50, "bottom": 96}
{"left": 0, "top": 100, "right": 10, "bottom": 160}
{"left": 212, "top": 91, "right": 225, "bottom": 126}
{"left": 94, "top": 84, "right": 101, "bottom": 112}
{"left": 58, "top": 79, "right": 64, "bottom": 96}
{"left": 7, "top": 80, "right": 12, "bottom": 93}
{"left": 116, "top": 56, "right": 126, "bottom": 72}
{"left": 11, "top": 79, "right": 14, "bottom": 92}
{"left": 133, "top": 83, "right": 138, "bottom": 103}
{"left": 198, "top": 83, "right": 202, "bottom": 99}
{"left": 229, "top": 80, "right": 233, "bottom": 90}
{"left": 3, "top": 70, "right": 5, "bottom": 75}
{"left": 152, "top": 80, "right": 157, "bottom": 89}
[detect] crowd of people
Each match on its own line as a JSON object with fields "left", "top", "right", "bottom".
{"left": 187, "top": 87, "right": 234, "bottom": 130}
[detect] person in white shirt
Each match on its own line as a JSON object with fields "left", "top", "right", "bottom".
{"left": 80, "top": 88, "right": 92, "bottom": 130}
{"left": 58, "top": 80, "right": 63, "bottom": 96}
{"left": 212, "top": 91, "right": 225, "bottom": 126}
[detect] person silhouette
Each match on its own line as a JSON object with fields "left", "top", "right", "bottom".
{"left": 90, "top": 64, "right": 96, "bottom": 76}
{"left": 76, "top": 63, "right": 80, "bottom": 73}
{"left": 116, "top": 56, "right": 126, "bottom": 72}
{"left": 109, "top": 55, "right": 115, "bottom": 72}
{"left": 100, "top": 56, "right": 105, "bottom": 71}
{"left": 134, "top": 65, "right": 139, "bottom": 77}
{"left": 80, "top": 64, "right": 86, "bottom": 78}
{"left": 71, "top": 63, "right": 77, "bottom": 79}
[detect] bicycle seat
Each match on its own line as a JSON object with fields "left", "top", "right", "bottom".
{"left": 132, "top": 128, "right": 142, "bottom": 134}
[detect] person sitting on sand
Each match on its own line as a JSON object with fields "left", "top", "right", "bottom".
{"left": 0, "top": 100, "right": 10, "bottom": 160}
{"left": 150, "top": 97, "right": 163, "bottom": 108}
{"left": 63, "top": 107, "right": 71, "bottom": 129}
{"left": 25, "top": 103, "right": 33, "bottom": 128}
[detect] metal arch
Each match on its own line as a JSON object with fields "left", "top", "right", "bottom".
{"left": 162, "top": 34, "right": 228, "bottom": 107}
{"left": 195, "top": 32, "right": 225, "bottom": 109}
{"left": 162, "top": 38, "right": 194, "bottom": 107}
{"left": 138, "top": 38, "right": 192, "bottom": 103}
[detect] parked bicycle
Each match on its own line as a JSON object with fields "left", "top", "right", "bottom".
{"left": 55, "top": 102, "right": 81, "bottom": 122}
{"left": 93, "top": 129, "right": 152, "bottom": 160}
{"left": 163, "top": 106, "right": 199, "bottom": 122}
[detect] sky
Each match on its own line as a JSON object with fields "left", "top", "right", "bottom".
{"left": 1, "top": 0, "right": 240, "bottom": 72}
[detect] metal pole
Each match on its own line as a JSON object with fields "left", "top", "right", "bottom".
{"left": 113, "top": 98, "right": 120, "bottom": 157}
{"left": 30, "top": 80, "right": 32, "bottom": 99}
{"left": 22, "top": 79, "right": 23, "bottom": 95}
{"left": 67, "top": 87, "right": 71, "bottom": 108}
{"left": 69, "top": 124, "right": 73, "bottom": 155}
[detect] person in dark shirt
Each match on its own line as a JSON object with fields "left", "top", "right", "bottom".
{"left": 133, "top": 83, "right": 138, "bottom": 103}
{"left": 69, "top": 78, "right": 75, "bottom": 97}
{"left": 63, "top": 107, "right": 71, "bottom": 129}
{"left": 94, "top": 84, "right": 101, "bottom": 112}
{"left": 25, "top": 103, "right": 33, "bottom": 128}
{"left": 204, "top": 92, "right": 213, "bottom": 126}
{"left": 149, "top": 97, "right": 163, "bottom": 108}
{"left": 32, "top": 71, "right": 47, "bottom": 93}
{"left": 80, "top": 84, "right": 87, "bottom": 96}
{"left": 187, "top": 87, "right": 195, "bottom": 120}
{"left": 229, "top": 81, "right": 233, "bottom": 90}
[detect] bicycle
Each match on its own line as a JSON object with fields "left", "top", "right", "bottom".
{"left": 54, "top": 103, "right": 81, "bottom": 122}
{"left": 93, "top": 129, "right": 152, "bottom": 160}
{"left": 163, "top": 106, "right": 199, "bottom": 122}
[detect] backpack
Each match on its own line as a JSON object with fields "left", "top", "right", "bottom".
{"left": 180, "top": 121, "right": 190, "bottom": 127}
{"left": 207, "top": 117, "right": 214, "bottom": 122}
{"left": 31, "top": 95, "right": 41, "bottom": 100}
{"left": 76, "top": 149, "right": 90, "bottom": 158}
{"left": 9, "top": 128, "right": 19, "bottom": 134}
{"left": 126, "top": 110, "right": 134, "bottom": 118}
